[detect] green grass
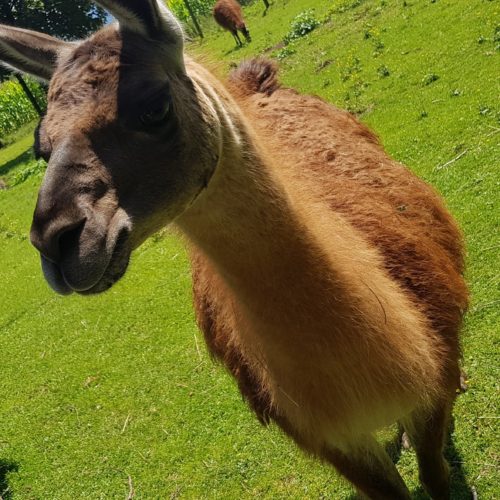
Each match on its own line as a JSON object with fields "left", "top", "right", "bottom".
{"left": 0, "top": 120, "right": 38, "bottom": 151}
{"left": 0, "top": 121, "right": 37, "bottom": 168}
{"left": 1, "top": 0, "right": 499, "bottom": 498}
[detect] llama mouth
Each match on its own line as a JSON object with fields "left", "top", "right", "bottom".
{"left": 78, "top": 231, "right": 131, "bottom": 295}
{"left": 40, "top": 229, "right": 131, "bottom": 295}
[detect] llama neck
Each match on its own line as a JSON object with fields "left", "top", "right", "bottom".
{"left": 180, "top": 142, "right": 316, "bottom": 296}
{"left": 176, "top": 75, "right": 366, "bottom": 323}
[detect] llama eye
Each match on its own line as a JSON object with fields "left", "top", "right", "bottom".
{"left": 140, "top": 100, "right": 170, "bottom": 127}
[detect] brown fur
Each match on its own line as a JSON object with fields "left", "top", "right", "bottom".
{"left": 0, "top": 10, "right": 468, "bottom": 497}
{"left": 213, "top": 0, "right": 251, "bottom": 46}
{"left": 185, "top": 58, "right": 468, "bottom": 497}
{"left": 190, "top": 59, "right": 467, "bottom": 431}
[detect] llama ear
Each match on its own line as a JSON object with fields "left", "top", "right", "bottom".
{"left": 0, "top": 25, "right": 71, "bottom": 81}
{"left": 95, "top": 0, "right": 184, "bottom": 47}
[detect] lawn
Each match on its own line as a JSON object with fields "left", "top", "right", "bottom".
{"left": 0, "top": 0, "right": 498, "bottom": 498}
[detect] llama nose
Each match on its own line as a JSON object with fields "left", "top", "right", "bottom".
{"left": 30, "top": 214, "right": 86, "bottom": 263}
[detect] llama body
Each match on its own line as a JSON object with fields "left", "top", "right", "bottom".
{"left": 213, "top": 0, "right": 251, "bottom": 46}
{"left": 0, "top": 1, "right": 467, "bottom": 498}
{"left": 183, "top": 59, "right": 466, "bottom": 451}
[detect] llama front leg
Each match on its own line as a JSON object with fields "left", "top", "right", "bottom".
{"left": 403, "top": 398, "right": 454, "bottom": 500}
{"left": 232, "top": 30, "right": 242, "bottom": 46}
{"left": 321, "top": 435, "right": 411, "bottom": 500}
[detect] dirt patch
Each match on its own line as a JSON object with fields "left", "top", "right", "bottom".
{"left": 0, "top": 178, "right": 7, "bottom": 190}
{"left": 263, "top": 41, "right": 285, "bottom": 54}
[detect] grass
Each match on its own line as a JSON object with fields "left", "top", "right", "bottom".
{"left": 0, "top": 0, "right": 499, "bottom": 497}
{"left": 0, "top": 120, "right": 38, "bottom": 151}
{"left": 0, "top": 120, "right": 38, "bottom": 168}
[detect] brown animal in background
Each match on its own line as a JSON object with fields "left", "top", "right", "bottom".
{"left": 0, "top": 1, "right": 468, "bottom": 498}
{"left": 213, "top": 0, "right": 251, "bottom": 47}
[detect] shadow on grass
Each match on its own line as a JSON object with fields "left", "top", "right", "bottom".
{"left": 0, "top": 148, "right": 33, "bottom": 178}
{"left": 346, "top": 420, "right": 473, "bottom": 499}
{"left": 0, "top": 459, "right": 18, "bottom": 499}
{"left": 439, "top": 418, "right": 473, "bottom": 500}
{"left": 223, "top": 44, "right": 244, "bottom": 56}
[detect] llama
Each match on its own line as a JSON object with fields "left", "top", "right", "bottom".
{"left": 213, "top": 0, "right": 251, "bottom": 47}
{"left": 0, "top": 1, "right": 468, "bottom": 498}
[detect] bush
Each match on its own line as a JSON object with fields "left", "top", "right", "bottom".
{"left": 284, "top": 10, "right": 321, "bottom": 44}
{"left": 0, "top": 79, "right": 46, "bottom": 140}
{"left": 276, "top": 45, "right": 297, "bottom": 60}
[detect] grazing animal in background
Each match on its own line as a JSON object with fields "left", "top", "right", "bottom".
{"left": 213, "top": 0, "right": 251, "bottom": 47}
{"left": 0, "top": 0, "right": 468, "bottom": 498}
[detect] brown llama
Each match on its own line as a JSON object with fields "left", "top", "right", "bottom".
{"left": 213, "top": 0, "right": 251, "bottom": 47}
{"left": 0, "top": 1, "right": 468, "bottom": 498}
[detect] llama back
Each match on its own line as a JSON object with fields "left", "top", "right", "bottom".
{"left": 227, "top": 58, "right": 468, "bottom": 368}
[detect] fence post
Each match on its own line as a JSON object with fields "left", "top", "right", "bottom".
{"left": 183, "top": 0, "right": 204, "bottom": 38}
{"left": 15, "top": 75, "right": 44, "bottom": 117}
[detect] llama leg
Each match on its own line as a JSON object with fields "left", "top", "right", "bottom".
{"left": 403, "top": 399, "right": 454, "bottom": 500}
{"left": 232, "top": 31, "right": 242, "bottom": 46}
{"left": 322, "top": 435, "right": 411, "bottom": 500}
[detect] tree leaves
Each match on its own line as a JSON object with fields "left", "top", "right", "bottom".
{"left": 0, "top": 0, "right": 107, "bottom": 40}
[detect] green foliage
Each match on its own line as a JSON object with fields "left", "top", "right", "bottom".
{"left": 377, "top": 64, "right": 390, "bottom": 78}
{"left": 284, "top": 9, "right": 320, "bottom": 44}
{"left": 10, "top": 158, "right": 46, "bottom": 186}
{"left": 0, "top": 1, "right": 107, "bottom": 82}
{"left": 0, "top": 0, "right": 106, "bottom": 39}
{"left": 0, "top": 79, "right": 46, "bottom": 140}
{"left": 275, "top": 8, "right": 321, "bottom": 59}
{"left": 340, "top": 54, "right": 362, "bottom": 82}
{"left": 167, "top": 0, "right": 214, "bottom": 23}
{"left": 363, "top": 23, "right": 385, "bottom": 56}
{"left": 275, "top": 45, "right": 297, "bottom": 60}
{"left": 422, "top": 72, "right": 440, "bottom": 85}
{"left": 334, "top": 0, "right": 366, "bottom": 14}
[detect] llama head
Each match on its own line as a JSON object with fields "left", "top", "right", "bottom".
{"left": 0, "top": 0, "right": 221, "bottom": 295}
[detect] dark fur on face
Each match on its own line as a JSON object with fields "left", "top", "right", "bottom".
{"left": 29, "top": 26, "right": 218, "bottom": 294}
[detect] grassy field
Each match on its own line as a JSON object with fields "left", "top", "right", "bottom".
{"left": 0, "top": 0, "right": 498, "bottom": 498}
